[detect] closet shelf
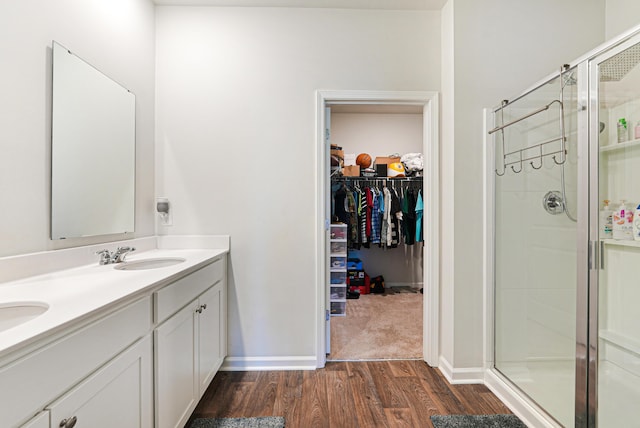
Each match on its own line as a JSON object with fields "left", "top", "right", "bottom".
{"left": 601, "top": 239, "right": 640, "bottom": 248}
{"left": 600, "top": 330, "right": 640, "bottom": 358}
{"left": 600, "top": 138, "right": 640, "bottom": 153}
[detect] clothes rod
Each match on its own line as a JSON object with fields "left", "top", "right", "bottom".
{"left": 488, "top": 99, "right": 562, "bottom": 135}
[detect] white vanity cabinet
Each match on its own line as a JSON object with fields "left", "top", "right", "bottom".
{"left": 154, "top": 255, "right": 227, "bottom": 428}
{"left": 1, "top": 296, "right": 152, "bottom": 428}
{"left": 0, "top": 249, "right": 228, "bottom": 428}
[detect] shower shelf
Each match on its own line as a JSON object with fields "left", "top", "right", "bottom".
{"left": 601, "top": 239, "right": 640, "bottom": 248}
{"left": 600, "top": 138, "right": 640, "bottom": 153}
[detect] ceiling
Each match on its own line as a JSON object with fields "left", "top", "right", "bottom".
{"left": 152, "top": 0, "right": 447, "bottom": 10}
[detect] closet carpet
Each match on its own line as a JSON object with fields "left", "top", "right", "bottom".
{"left": 329, "top": 287, "right": 423, "bottom": 360}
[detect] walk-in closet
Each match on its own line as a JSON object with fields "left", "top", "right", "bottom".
{"left": 326, "top": 103, "right": 425, "bottom": 361}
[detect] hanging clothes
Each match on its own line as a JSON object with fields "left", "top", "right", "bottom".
{"left": 389, "top": 188, "right": 402, "bottom": 248}
{"left": 331, "top": 177, "right": 423, "bottom": 250}
{"left": 370, "top": 188, "right": 381, "bottom": 244}
{"left": 358, "top": 187, "right": 369, "bottom": 247}
{"left": 346, "top": 190, "right": 358, "bottom": 246}
{"left": 333, "top": 185, "right": 349, "bottom": 226}
{"left": 401, "top": 186, "right": 417, "bottom": 245}
{"left": 415, "top": 189, "right": 424, "bottom": 242}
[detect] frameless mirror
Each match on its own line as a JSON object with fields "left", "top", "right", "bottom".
{"left": 51, "top": 41, "right": 135, "bottom": 239}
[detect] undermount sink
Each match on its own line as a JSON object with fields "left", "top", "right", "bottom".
{"left": 0, "top": 302, "right": 49, "bottom": 333}
{"left": 114, "top": 257, "right": 186, "bottom": 271}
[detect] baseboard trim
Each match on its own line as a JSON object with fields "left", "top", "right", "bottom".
{"left": 484, "top": 368, "right": 562, "bottom": 428}
{"left": 438, "top": 356, "right": 484, "bottom": 384}
{"left": 220, "top": 356, "right": 317, "bottom": 371}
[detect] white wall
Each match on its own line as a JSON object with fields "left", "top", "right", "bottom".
{"left": 441, "top": 0, "right": 605, "bottom": 370}
{"left": 155, "top": 7, "right": 440, "bottom": 362}
{"left": 606, "top": 0, "right": 640, "bottom": 40}
{"left": 0, "top": 0, "right": 156, "bottom": 258}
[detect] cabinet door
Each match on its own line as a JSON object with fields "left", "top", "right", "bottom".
{"left": 47, "top": 335, "right": 152, "bottom": 428}
{"left": 197, "top": 282, "right": 223, "bottom": 393}
{"left": 20, "top": 411, "right": 49, "bottom": 428}
{"left": 155, "top": 300, "right": 198, "bottom": 428}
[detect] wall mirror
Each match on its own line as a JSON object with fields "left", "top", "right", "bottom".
{"left": 51, "top": 41, "right": 135, "bottom": 239}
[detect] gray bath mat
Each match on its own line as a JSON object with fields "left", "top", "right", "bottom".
{"left": 188, "top": 417, "right": 285, "bottom": 428}
{"left": 430, "top": 414, "right": 527, "bottom": 428}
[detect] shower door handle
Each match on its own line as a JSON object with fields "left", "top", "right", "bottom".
{"left": 589, "top": 240, "right": 605, "bottom": 270}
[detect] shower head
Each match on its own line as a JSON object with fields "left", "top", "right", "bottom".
{"left": 600, "top": 43, "right": 640, "bottom": 82}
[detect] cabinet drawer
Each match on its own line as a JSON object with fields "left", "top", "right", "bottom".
{"left": 0, "top": 296, "right": 151, "bottom": 428}
{"left": 155, "top": 257, "right": 223, "bottom": 324}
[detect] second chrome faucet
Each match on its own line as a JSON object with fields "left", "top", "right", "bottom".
{"left": 96, "top": 246, "right": 136, "bottom": 265}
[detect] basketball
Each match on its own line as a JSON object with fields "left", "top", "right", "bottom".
{"left": 356, "top": 153, "right": 372, "bottom": 168}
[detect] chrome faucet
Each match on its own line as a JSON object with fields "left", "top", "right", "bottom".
{"left": 112, "top": 246, "right": 136, "bottom": 263}
{"left": 96, "top": 246, "right": 136, "bottom": 265}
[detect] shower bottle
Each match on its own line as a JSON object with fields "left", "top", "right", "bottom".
{"left": 613, "top": 200, "right": 633, "bottom": 240}
{"left": 618, "top": 118, "right": 629, "bottom": 143}
{"left": 634, "top": 203, "right": 640, "bottom": 241}
{"left": 600, "top": 200, "right": 613, "bottom": 238}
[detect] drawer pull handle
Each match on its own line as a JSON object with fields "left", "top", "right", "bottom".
{"left": 60, "top": 416, "right": 77, "bottom": 428}
{"left": 201, "top": 303, "right": 207, "bottom": 310}
{"left": 195, "top": 303, "right": 208, "bottom": 314}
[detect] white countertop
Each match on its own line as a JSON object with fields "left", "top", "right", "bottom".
{"left": 0, "top": 248, "right": 227, "bottom": 359}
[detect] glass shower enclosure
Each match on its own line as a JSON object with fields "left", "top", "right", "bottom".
{"left": 492, "top": 68, "right": 579, "bottom": 427}
{"left": 490, "top": 30, "right": 640, "bottom": 427}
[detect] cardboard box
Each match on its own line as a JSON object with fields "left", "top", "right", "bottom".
{"left": 374, "top": 156, "right": 401, "bottom": 166}
{"left": 342, "top": 165, "right": 360, "bottom": 177}
{"left": 331, "top": 150, "right": 344, "bottom": 166}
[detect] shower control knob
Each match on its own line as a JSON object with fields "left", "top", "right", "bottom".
{"left": 543, "top": 191, "right": 565, "bottom": 215}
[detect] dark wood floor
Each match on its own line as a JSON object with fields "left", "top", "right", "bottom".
{"left": 188, "top": 360, "right": 513, "bottom": 427}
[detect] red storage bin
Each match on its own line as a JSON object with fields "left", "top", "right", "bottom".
{"left": 348, "top": 272, "right": 370, "bottom": 294}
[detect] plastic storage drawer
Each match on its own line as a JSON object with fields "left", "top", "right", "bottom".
{"left": 330, "top": 286, "right": 347, "bottom": 300}
{"left": 330, "top": 256, "right": 346, "bottom": 270}
{"left": 330, "top": 301, "right": 346, "bottom": 316}
{"left": 330, "top": 271, "right": 347, "bottom": 284}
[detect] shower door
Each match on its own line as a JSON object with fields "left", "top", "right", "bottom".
{"left": 493, "top": 70, "right": 579, "bottom": 427}
{"left": 590, "top": 35, "right": 640, "bottom": 428}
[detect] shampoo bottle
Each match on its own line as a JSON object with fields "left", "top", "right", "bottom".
{"left": 634, "top": 203, "right": 640, "bottom": 241}
{"left": 600, "top": 200, "right": 613, "bottom": 239}
{"left": 613, "top": 200, "right": 633, "bottom": 240}
{"left": 618, "top": 118, "right": 629, "bottom": 143}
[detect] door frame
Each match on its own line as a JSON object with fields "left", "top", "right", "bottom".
{"left": 315, "top": 90, "right": 440, "bottom": 367}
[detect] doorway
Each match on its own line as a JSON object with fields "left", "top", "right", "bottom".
{"left": 315, "top": 90, "right": 440, "bottom": 367}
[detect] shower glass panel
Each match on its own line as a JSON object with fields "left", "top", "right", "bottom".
{"left": 595, "top": 39, "right": 640, "bottom": 427}
{"left": 493, "top": 71, "right": 578, "bottom": 427}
